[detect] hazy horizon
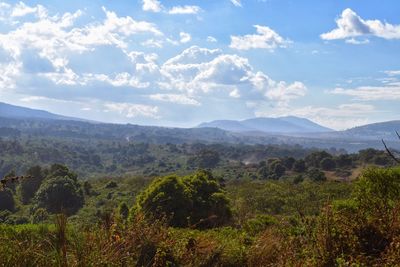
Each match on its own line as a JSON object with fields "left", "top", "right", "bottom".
{"left": 0, "top": 0, "right": 399, "bottom": 130}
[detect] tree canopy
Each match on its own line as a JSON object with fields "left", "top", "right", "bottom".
{"left": 134, "top": 170, "right": 231, "bottom": 228}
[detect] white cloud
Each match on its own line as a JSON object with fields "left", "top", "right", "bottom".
{"left": 11, "top": 2, "right": 38, "bottom": 17}
{"left": 321, "top": 8, "right": 400, "bottom": 41}
{"left": 83, "top": 72, "right": 150, "bottom": 88}
{"left": 142, "top": 0, "right": 163, "bottom": 13}
{"left": 384, "top": 70, "right": 400, "bottom": 76}
{"left": 141, "top": 0, "right": 201, "bottom": 15}
{"left": 230, "top": 0, "right": 242, "bottom": 7}
{"left": 164, "top": 46, "right": 222, "bottom": 65}
{"left": 104, "top": 102, "right": 159, "bottom": 118}
{"left": 168, "top": 5, "right": 202, "bottom": 15}
{"left": 161, "top": 46, "right": 306, "bottom": 106}
{"left": 0, "top": 61, "right": 21, "bottom": 89}
{"left": 179, "top": 32, "right": 191, "bottom": 43}
{"left": 149, "top": 93, "right": 200, "bottom": 106}
{"left": 330, "top": 84, "right": 400, "bottom": 101}
{"left": 345, "top": 38, "right": 370, "bottom": 45}
{"left": 0, "top": 3, "right": 164, "bottom": 91}
{"left": 230, "top": 25, "right": 290, "bottom": 51}
{"left": 207, "top": 36, "right": 217, "bottom": 43}
{"left": 141, "top": 38, "right": 163, "bottom": 48}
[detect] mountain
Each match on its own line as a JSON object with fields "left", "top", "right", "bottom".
{"left": 339, "top": 120, "right": 400, "bottom": 140}
{"left": 198, "top": 116, "right": 333, "bottom": 134}
{"left": 0, "top": 102, "right": 80, "bottom": 121}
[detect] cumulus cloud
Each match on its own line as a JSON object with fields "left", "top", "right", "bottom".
{"left": 161, "top": 46, "right": 307, "bottom": 106}
{"left": 142, "top": 0, "right": 201, "bottom": 15}
{"left": 11, "top": 1, "right": 40, "bottom": 17}
{"left": 321, "top": 8, "right": 400, "bottom": 42}
{"left": 179, "top": 32, "right": 191, "bottom": 43}
{"left": 142, "top": 0, "right": 163, "bottom": 13}
{"left": 149, "top": 94, "right": 200, "bottom": 106}
{"left": 168, "top": 5, "right": 202, "bottom": 15}
{"left": 230, "top": 25, "right": 290, "bottom": 51}
{"left": 0, "top": 3, "right": 163, "bottom": 91}
{"left": 0, "top": 3, "right": 308, "bottom": 124}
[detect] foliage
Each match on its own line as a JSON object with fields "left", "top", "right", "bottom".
{"left": 134, "top": 171, "right": 231, "bottom": 228}
{"left": 0, "top": 188, "right": 15, "bottom": 211}
{"left": 18, "top": 165, "right": 45, "bottom": 204}
{"left": 307, "top": 167, "right": 327, "bottom": 182}
{"left": 35, "top": 176, "right": 84, "bottom": 215}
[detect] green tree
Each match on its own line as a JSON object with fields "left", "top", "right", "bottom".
{"left": 18, "top": 166, "right": 45, "bottom": 204}
{"left": 183, "top": 170, "right": 231, "bottom": 227}
{"left": 305, "top": 151, "right": 332, "bottom": 168}
{"left": 257, "top": 166, "right": 269, "bottom": 179}
{"left": 34, "top": 176, "right": 84, "bottom": 215}
{"left": 134, "top": 175, "right": 192, "bottom": 227}
{"left": 308, "top": 168, "right": 326, "bottom": 182}
{"left": 293, "top": 159, "right": 306, "bottom": 173}
{"left": 320, "top": 158, "right": 336, "bottom": 171}
{"left": 0, "top": 188, "right": 15, "bottom": 211}
{"left": 269, "top": 160, "right": 286, "bottom": 179}
{"left": 188, "top": 150, "right": 220, "bottom": 169}
{"left": 134, "top": 171, "right": 231, "bottom": 228}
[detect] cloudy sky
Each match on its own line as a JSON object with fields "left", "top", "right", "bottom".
{"left": 0, "top": 0, "right": 399, "bottom": 130}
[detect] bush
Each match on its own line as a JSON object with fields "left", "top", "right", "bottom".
{"left": 307, "top": 168, "right": 326, "bottom": 182}
{"left": 293, "top": 159, "right": 306, "bottom": 173}
{"left": 19, "top": 166, "right": 45, "bottom": 204}
{"left": 134, "top": 171, "right": 231, "bottom": 228}
{"left": 134, "top": 175, "right": 192, "bottom": 227}
{"left": 31, "top": 208, "right": 49, "bottom": 224}
{"left": 105, "top": 181, "right": 118, "bottom": 189}
{"left": 0, "top": 188, "right": 15, "bottom": 211}
{"left": 320, "top": 157, "right": 336, "bottom": 171}
{"left": 34, "top": 176, "right": 84, "bottom": 215}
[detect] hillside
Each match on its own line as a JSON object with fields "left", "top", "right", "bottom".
{"left": 0, "top": 102, "right": 80, "bottom": 121}
{"left": 198, "top": 116, "right": 333, "bottom": 133}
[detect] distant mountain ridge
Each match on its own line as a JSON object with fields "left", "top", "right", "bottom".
{"left": 0, "top": 102, "right": 83, "bottom": 121}
{"left": 0, "top": 102, "right": 399, "bottom": 151}
{"left": 198, "top": 116, "right": 333, "bottom": 133}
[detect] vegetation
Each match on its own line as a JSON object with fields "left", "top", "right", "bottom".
{"left": 1, "top": 134, "right": 400, "bottom": 266}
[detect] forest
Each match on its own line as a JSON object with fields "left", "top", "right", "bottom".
{"left": 1, "top": 132, "right": 400, "bottom": 266}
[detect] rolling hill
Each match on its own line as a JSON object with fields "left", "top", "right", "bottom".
{"left": 0, "top": 102, "right": 80, "bottom": 121}
{"left": 198, "top": 116, "right": 333, "bottom": 133}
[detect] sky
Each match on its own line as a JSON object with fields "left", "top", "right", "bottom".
{"left": 0, "top": 0, "right": 399, "bottom": 130}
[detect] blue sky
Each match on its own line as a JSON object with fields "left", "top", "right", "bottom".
{"left": 0, "top": 0, "right": 399, "bottom": 129}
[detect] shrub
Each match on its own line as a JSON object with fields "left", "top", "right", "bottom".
{"left": 134, "top": 171, "right": 231, "bottom": 228}
{"left": 0, "top": 188, "right": 15, "bottom": 211}
{"left": 31, "top": 208, "right": 49, "bottom": 224}
{"left": 34, "top": 176, "right": 84, "bottom": 215}
{"left": 320, "top": 157, "right": 336, "bottom": 171}
{"left": 134, "top": 175, "right": 192, "bottom": 227}
{"left": 18, "top": 166, "right": 45, "bottom": 204}
{"left": 307, "top": 168, "right": 326, "bottom": 182}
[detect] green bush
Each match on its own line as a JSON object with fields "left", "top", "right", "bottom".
{"left": 18, "top": 166, "right": 45, "bottom": 204}
{"left": 0, "top": 188, "right": 15, "bottom": 211}
{"left": 134, "top": 171, "right": 231, "bottom": 228}
{"left": 34, "top": 176, "right": 84, "bottom": 215}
